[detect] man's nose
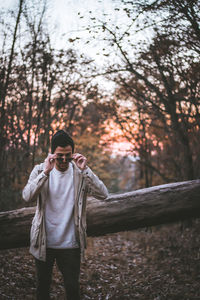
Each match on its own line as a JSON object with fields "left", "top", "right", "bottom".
{"left": 63, "top": 155, "right": 67, "bottom": 162}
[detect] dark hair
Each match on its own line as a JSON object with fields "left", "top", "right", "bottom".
{"left": 51, "top": 130, "right": 74, "bottom": 153}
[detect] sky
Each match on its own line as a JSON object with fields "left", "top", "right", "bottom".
{"left": 1, "top": 0, "right": 123, "bottom": 56}
{"left": 0, "top": 0, "right": 152, "bottom": 69}
{"left": 0, "top": 0, "right": 127, "bottom": 90}
{"left": 49, "top": 0, "right": 119, "bottom": 34}
{"left": 0, "top": 0, "right": 143, "bottom": 91}
{"left": 49, "top": 0, "right": 120, "bottom": 58}
{"left": 48, "top": 0, "right": 129, "bottom": 70}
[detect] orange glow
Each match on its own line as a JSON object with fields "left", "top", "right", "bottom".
{"left": 100, "top": 119, "right": 136, "bottom": 155}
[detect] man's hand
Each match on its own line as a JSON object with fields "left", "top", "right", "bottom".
{"left": 44, "top": 153, "right": 57, "bottom": 175}
{"left": 72, "top": 153, "right": 87, "bottom": 171}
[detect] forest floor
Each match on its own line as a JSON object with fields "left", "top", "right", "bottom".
{"left": 0, "top": 219, "right": 200, "bottom": 300}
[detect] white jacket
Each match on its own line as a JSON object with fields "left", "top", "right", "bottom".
{"left": 22, "top": 161, "right": 108, "bottom": 261}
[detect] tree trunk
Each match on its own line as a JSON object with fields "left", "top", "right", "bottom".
{"left": 1, "top": 179, "right": 200, "bottom": 250}
{"left": 0, "top": 0, "right": 24, "bottom": 190}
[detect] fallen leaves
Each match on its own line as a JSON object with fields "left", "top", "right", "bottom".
{"left": 0, "top": 219, "right": 199, "bottom": 299}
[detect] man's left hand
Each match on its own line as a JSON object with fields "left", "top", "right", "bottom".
{"left": 72, "top": 153, "right": 87, "bottom": 171}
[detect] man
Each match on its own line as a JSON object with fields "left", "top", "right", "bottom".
{"left": 22, "top": 130, "right": 108, "bottom": 300}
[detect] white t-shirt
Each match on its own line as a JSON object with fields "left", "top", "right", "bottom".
{"left": 44, "top": 163, "right": 79, "bottom": 248}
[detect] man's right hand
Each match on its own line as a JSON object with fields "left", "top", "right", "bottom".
{"left": 44, "top": 153, "right": 57, "bottom": 175}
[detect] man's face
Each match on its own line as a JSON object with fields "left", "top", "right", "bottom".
{"left": 54, "top": 145, "right": 73, "bottom": 172}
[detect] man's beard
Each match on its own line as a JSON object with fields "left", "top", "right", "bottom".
{"left": 56, "top": 162, "right": 69, "bottom": 171}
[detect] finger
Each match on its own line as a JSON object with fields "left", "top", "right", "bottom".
{"left": 74, "top": 153, "right": 85, "bottom": 158}
{"left": 77, "top": 156, "right": 86, "bottom": 164}
{"left": 72, "top": 153, "right": 81, "bottom": 160}
{"left": 49, "top": 153, "right": 56, "bottom": 160}
{"left": 45, "top": 153, "right": 54, "bottom": 161}
{"left": 49, "top": 153, "right": 57, "bottom": 159}
{"left": 77, "top": 158, "right": 87, "bottom": 168}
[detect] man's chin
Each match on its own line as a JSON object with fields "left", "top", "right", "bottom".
{"left": 57, "top": 163, "right": 69, "bottom": 171}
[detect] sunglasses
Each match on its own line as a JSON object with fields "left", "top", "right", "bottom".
{"left": 56, "top": 155, "right": 73, "bottom": 163}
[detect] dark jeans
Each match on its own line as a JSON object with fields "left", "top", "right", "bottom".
{"left": 35, "top": 248, "right": 80, "bottom": 300}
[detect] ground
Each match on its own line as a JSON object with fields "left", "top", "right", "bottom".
{"left": 0, "top": 219, "right": 200, "bottom": 300}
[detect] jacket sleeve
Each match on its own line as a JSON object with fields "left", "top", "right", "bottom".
{"left": 22, "top": 164, "right": 48, "bottom": 203}
{"left": 82, "top": 167, "right": 108, "bottom": 200}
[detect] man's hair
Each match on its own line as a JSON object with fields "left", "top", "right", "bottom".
{"left": 51, "top": 130, "right": 74, "bottom": 153}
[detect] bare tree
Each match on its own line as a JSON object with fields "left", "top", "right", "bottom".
{"left": 79, "top": 0, "right": 200, "bottom": 184}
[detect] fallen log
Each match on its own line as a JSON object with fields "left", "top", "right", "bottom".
{"left": 0, "top": 179, "right": 200, "bottom": 250}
